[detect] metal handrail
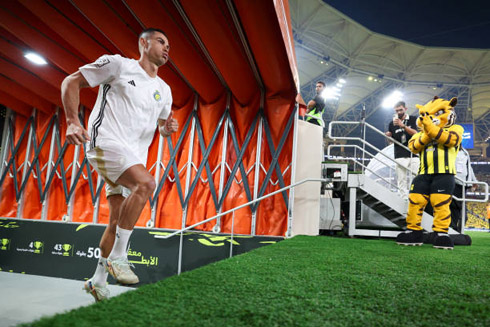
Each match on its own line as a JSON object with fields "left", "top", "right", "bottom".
{"left": 328, "top": 121, "right": 418, "bottom": 184}
{"left": 302, "top": 113, "right": 325, "bottom": 128}
{"left": 327, "top": 144, "right": 399, "bottom": 191}
{"left": 155, "top": 177, "right": 326, "bottom": 275}
{"left": 327, "top": 122, "right": 489, "bottom": 203}
{"left": 155, "top": 177, "right": 326, "bottom": 240}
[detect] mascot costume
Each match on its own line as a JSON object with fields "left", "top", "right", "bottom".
{"left": 396, "top": 96, "right": 463, "bottom": 250}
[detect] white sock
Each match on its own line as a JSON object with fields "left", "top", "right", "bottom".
{"left": 109, "top": 226, "right": 132, "bottom": 260}
{"left": 92, "top": 257, "right": 108, "bottom": 287}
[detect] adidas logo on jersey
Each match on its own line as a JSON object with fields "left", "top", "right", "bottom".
{"left": 128, "top": 80, "right": 136, "bottom": 86}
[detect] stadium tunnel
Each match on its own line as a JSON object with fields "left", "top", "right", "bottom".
{"left": 0, "top": 0, "right": 302, "bottom": 237}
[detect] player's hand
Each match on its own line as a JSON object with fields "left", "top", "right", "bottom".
{"left": 66, "top": 122, "right": 90, "bottom": 145}
{"left": 164, "top": 111, "right": 179, "bottom": 134}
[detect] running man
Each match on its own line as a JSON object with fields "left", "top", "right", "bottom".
{"left": 61, "top": 28, "right": 178, "bottom": 301}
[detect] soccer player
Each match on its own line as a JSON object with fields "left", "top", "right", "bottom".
{"left": 61, "top": 28, "right": 178, "bottom": 301}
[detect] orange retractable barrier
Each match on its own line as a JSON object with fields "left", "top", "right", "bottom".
{"left": 0, "top": 0, "right": 299, "bottom": 236}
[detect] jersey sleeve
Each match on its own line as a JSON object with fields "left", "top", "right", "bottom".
{"left": 79, "top": 54, "right": 122, "bottom": 88}
{"left": 158, "top": 85, "right": 173, "bottom": 120}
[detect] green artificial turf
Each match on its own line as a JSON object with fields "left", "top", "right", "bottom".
{"left": 29, "top": 232, "right": 490, "bottom": 327}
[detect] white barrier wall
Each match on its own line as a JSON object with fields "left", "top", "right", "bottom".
{"left": 291, "top": 120, "right": 323, "bottom": 236}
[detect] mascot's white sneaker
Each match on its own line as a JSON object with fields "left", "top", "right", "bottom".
{"left": 433, "top": 233, "right": 454, "bottom": 250}
{"left": 106, "top": 257, "right": 139, "bottom": 285}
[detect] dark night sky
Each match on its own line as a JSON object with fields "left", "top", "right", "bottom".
{"left": 323, "top": 0, "right": 490, "bottom": 49}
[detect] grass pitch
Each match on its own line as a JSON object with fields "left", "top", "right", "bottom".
{"left": 29, "top": 232, "right": 490, "bottom": 327}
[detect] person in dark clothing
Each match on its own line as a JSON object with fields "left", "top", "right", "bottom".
{"left": 306, "top": 81, "right": 326, "bottom": 126}
{"left": 385, "top": 101, "right": 418, "bottom": 196}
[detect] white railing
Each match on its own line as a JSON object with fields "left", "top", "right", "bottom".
{"left": 327, "top": 120, "right": 489, "bottom": 232}
{"left": 154, "top": 177, "right": 326, "bottom": 275}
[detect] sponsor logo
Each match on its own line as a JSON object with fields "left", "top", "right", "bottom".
{"left": 75, "top": 246, "right": 101, "bottom": 259}
{"left": 52, "top": 243, "right": 74, "bottom": 257}
{"left": 128, "top": 248, "right": 159, "bottom": 267}
{"left": 0, "top": 221, "right": 20, "bottom": 229}
{"left": 128, "top": 80, "right": 136, "bottom": 87}
{"left": 16, "top": 241, "right": 44, "bottom": 254}
{"left": 437, "top": 189, "right": 445, "bottom": 192}
{"left": 1, "top": 238, "right": 10, "bottom": 250}
{"left": 153, "top": 90, "right": 161, "bottom": 101}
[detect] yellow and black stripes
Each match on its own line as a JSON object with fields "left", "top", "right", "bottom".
{"left": 409, "top": 125, "right": 463, "bottom": 175}
{"left": 406, "top": 193, "right": 429, "bottom": 231}
{"left": 430, "top": 193, "right": 452, "bottom": 233}
{"left": 408, "top": 132, "right": 431, "bottom": 154}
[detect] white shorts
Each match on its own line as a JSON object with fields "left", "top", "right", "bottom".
{"left": 86, "top": 145, "right": 140, "bottom": 198}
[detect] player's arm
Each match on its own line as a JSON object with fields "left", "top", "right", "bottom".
{"left": 61, "top": 71, "right": 91, "bottom": 145}
{"left": 158, "top": 111, "right": 178, "bottom": 137}
{"left": 408, "top": 132, "right": 431, "bottom": 154}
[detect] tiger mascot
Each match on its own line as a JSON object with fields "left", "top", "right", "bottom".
{"left": 396, "top": 96, "right": 463, "bottom": 250}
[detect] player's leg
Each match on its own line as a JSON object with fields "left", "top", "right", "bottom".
{"left": 85, "top": 189, "right": 126, "bottom": 301}
{"left": 100, "top": 194, "right": 125, "bottom": 257}
{"left": 113, "top": 164, "right": 155, "bottom": 230}
{"left": 105, "top": 164, "right": 155, "bottom": 284}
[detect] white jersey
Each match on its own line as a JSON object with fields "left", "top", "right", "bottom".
{"left": 80, "top": 54, "right": 172, "bottom": 164}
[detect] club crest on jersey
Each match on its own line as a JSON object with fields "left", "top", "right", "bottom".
{"left": 153, "top": 90, "right": 161, "bottom": 101}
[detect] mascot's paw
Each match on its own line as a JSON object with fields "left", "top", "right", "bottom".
{"left": 433, "top": 233, "right": 454, "bottom": 250}
{"left": 396, "top": 230, "right": 424, "bottom": 246}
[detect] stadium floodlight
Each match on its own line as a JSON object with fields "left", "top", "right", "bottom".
{"left": 382, "top": 90, "right": 403, "bottom": 108}
{"left": 24, "top": 52, "right": 47, "bottom": 65}
{"left": 321, "top": 87, "right": 341, "bottom": 100}
{"left": 338, "top": 78, "right": 346, "bottom": 84}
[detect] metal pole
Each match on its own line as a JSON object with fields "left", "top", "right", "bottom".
{"left": 251, "top": 115, "right": 263, "bottom": 235}
{"left": 286, "top": 104, "right": 299, "bottom": 238}
{"left": 214, "top": 107, "right": 229, "bottom": 233}
{"left": 229, "top": 210, "right": 235, "bottom": 258}
{"left": 17, "top": 108, "right": 36, "bottom": 219}
{"left": 0, "top": 108, "right": 12, "bottom": 201}
{"left": 178, "top": 229, "right": 184, "bottom": 275}
{"left": 461, "top": 186, "right": 466, "bottom": 234}
{"left": 181, "top": 97, "right": 198, "bottom": 232}
{"left": 361, "top": 104, "right": 367, "bottom": 174}
{"left": 349, "top": 187, "right": 357, "bottom": 236}
{"left": 149, "top": 134, "right": 165, "bottom": 228}
{"left": 41, "top": 109, "right": 59, "bottom": 221}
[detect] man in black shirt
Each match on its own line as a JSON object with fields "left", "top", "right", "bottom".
{"left": 306, "top": 81, "right": 326, "bottom": 126}
{"left": 385, "top": 101, "right": 418, "bottom": 196}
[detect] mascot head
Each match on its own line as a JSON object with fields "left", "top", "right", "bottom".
{"left": 416, "top": 96, "right": 457, "bottom": 129}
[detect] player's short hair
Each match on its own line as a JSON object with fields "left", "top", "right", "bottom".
{"left": 139, "top": 28, "right": 167, "bottom": 40}
{"left": 316, "top": 81, "right": 326, "bottom": 87}
{"left": 394, "top": 101, "right": 406, "bottom": 108}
